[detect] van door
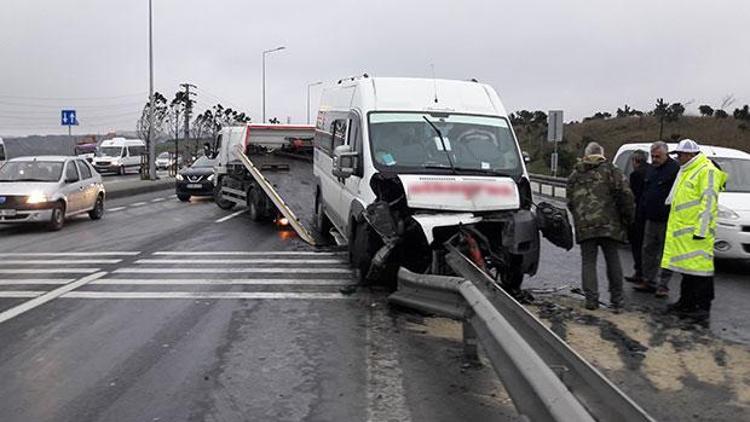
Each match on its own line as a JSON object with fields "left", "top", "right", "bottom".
{"left": 323, "top": 118, "right": 349, "bottom": 227}
{"left": 337, "top": 112, "right": 364, "bottom": 232}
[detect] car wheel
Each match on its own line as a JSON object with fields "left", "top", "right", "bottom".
{"left": 88, "top": 195, "right": 105, "bottom": 220}
{"left": 177, "top": 194, "right": 191, "bottom": 202}
{"left": 49, "top": 202, "right": 65, "bottom": 231}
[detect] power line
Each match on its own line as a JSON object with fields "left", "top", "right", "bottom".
{"left": 0, "top": 92, "right": 147, "bottom": 101}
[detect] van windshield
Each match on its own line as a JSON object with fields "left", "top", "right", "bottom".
{"left": 368, "top": 112, "right": 522, "bottom": 176}
{"left": 713, "top": 158, "right": 750, "bottom": 193}
{"left": 98, "top": 147, "right": 122, "bottom": 157}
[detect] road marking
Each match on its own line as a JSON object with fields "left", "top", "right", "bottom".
{"left": 0, "top": 259, "right": 121, "bottom": 265}
{"left": 91, "top": 278, "right": 353, "bottom": 285}
{"left": 113, "top": 267, "right": 351, "bottom": 274}
{"left": 0, "top": 291, "right": 44, "bottom": 298}
{"left": 0, "top": 272, "right": 107, "bottom": 324}
{"left": 131, "top": 202, "right": 147, "bottom": 207}
{"left": 151, "top": 198, "right": 166, "bottom": 202}
{"left": 0, "top": 268, "right": 100, "bottom": 274}
{"left": 0, "top": 279, "right": 74, "bottom": 285}
{"left": 0, "top": 252, "right": 139, "bottom": 257}
{"left": 135, "top": 259, "right": 345, "bottom": 265}
{"left": 62, "top": 291, "right": 354, "bottom": 300}
{"left": 152, "top": 251, "right": 345, "bottom": 256}
{"left": 215, "top": 209, "right": 248, "bottom": 223}
{"left": 108, "top": 206, "right": 127, "bottom": 212}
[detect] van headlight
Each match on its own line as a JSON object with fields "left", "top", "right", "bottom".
{"left": 26, "top": 192, "right": 48, "bottom": 204}
{"left": 718, "top": 205, "right": 740, "bottom": 220}
{"left": 176, "top": 174, "right": 184, "bottom": 181}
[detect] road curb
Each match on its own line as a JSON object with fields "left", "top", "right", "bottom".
{"left": 105, "top": 179, "right": 175, "bottom": 200}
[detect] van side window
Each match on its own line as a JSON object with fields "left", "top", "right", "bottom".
{"left": 348, "top": 115, "right": 363, "bottom": 177}
{"left": 76, "top": 160, "right": 92, "bottom": 179}
{"left": 332, "top": 119, "right": 348, "bottom": 150}
{"left": 315, "top": 124, "right": 333, "bottom": 155}
{"left": 614, "top": 151, "right": 634, "bottom": 177}
{"left": 129, "top": 146, "right": 146, "bottom": 156}
{"left": 0, "top": 144, "right": 5, "bottom": 161}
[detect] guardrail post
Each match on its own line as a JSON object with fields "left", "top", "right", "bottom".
{"left": 462, "top": 320, "right": 479, "bottom": 363}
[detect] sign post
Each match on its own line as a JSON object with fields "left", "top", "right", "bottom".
{"left": 547, "top": 110, "right": 563, "bottom": 177}
{"left": 61, "top": 110, "right": 78, "bottom": 137}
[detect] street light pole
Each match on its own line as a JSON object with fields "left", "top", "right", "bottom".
{"left": 307, "top": 81, "right": 322, "bottom": 125}
{"left": 262, "top": 46, "right": 285, "bottom": 124}
{"left": 147, "top": 0, "right": 156, "bottom": 180}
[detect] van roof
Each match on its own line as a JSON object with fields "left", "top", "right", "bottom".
{"left": 101, "top": 138, "right": 145, "bottom": 145}
{"left": 617, "top": 142, "right": 750, "bottom": 159}
{"left": 324, "top": 77, "right": 508, "bottom": 117}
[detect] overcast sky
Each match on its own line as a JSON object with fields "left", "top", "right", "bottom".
{"left": 1, "top": 0, "right": 749, "bottom": 137}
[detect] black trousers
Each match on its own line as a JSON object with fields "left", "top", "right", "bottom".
{"left": 629, "top": 217, "right": 646, "bottom": 277}
{"left": 678, "top": 274, "right": 715, "bottom": 312}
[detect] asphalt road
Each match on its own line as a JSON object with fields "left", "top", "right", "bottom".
{"left": 0, "top": 191, "right": 518, "bottom": 422}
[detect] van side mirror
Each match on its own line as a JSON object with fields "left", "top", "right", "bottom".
{"left": 332, "top": 145, "right": 357, "bottom": 179}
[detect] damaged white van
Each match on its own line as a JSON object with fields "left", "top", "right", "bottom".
{"left": 314, "top": 76, "right": 566, "bottom": 291}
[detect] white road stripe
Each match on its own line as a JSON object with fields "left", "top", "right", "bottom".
{"left": 0, "top": 279, "right": 74, "bottom": 285}
{"left": 215, "top": 209, "right": 248, "bottom": 223}
{"left": 151, "top": 198, "right": 166, "bottom": 202}
{"left": 0, "top": 291, "right": 44, "bottom": 298}
{"left": 0, "top": 252, "right": 139, "bottom": 257}
{"left": 0, "top": 272, "right": 107, "bottom": 324}
{"left": 62, "top": 291, "right": 354, "bottom": 300}
{"left": 135, "top": 259, "right": 344, "bottom": 265}
{"left": 108, "top": 206, "right": 127, "bottom": 212}
{"left": 152, "top": 251, "right": 344, "bottom": 256}
{"left": 0, "top": 268, "right": 100, "bottom": 274}
{"left": 114, "top": 268, "right": 351, "bottom": 274}
{"left": 91, "top": 278, "right": 353, "bottom": 285}
{"left": 131, "top": 202, "right": 147, "bottom": 207}
{"left": 0, "top": 259, "right": 121, "bottom": 265}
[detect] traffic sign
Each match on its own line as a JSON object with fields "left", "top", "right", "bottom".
{"left": 547, "top": 110, "right": 563, "bottom": 143}
{"left": 61, "top": 110, "right": 78, "bottom": 126}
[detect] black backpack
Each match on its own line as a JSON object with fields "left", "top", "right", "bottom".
{"left": 535, "top": 201, "right": 574, "bottom": 250}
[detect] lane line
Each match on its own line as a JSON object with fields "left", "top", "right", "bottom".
{"left": 91, "top": 278, "right": 353, "bottom": 285}
{"left": 62, "top": 291, "right": 354, "bottom": 300}
{"left": 0, "top": 259, "right": 122, "bottom": 265}
{"left": 113, "top": 268, "right": 352, "bottom": 274}
{"left": 0, "top": 279, "right": 75, "bottom": 285}
{"left": 134, "top": 259, "right": 345, "bottom": 265}
{"left": 108, "top": 206, "right": 127, "bottom": 212}
{"left": 0, "top": 291, "right": 45, "bottom": 298}
{"left": 151, "top": 198, "right": 166, "bottom": 202}
{"left": 0, "top": 272, "right": 107, "bottom": 324}
{"left": 0, "top": 268, "right": 100, "bottom": 274}
{"left": 215, "top": 209, "right": 248, "bottom": 223}
{"left": 131, "top": 202, "right": 147, "bottom": 207}
{"left": 152, "top": 251, "right": 344, "bottom": 256}
{"left": 0, "top": 252, "right": 139, "bottom": 257}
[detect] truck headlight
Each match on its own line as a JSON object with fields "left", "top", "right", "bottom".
{"left": 718, "top": 205, "right": 740, "bottom": 220}
{"left": 26, "top": 192, "right": 48, "bottom": 204}
{"left": 176, "top": 174, "right": 184, "bottom": 181}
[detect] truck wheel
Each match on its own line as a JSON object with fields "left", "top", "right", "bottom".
{"left": 248, "top": 188, "right": 265, "bottom": 221}
{"left": 49, "top": 202, "right": 65, "bottom": 231}
{"left": 214, "top": 179, "right": 235, "bottom": 210}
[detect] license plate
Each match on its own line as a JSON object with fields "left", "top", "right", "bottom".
{"left": 0, "top": 209, "right": 17, "bottom": 217}
{"left": 187, "top": 184, "right": 202, "bottom": 189}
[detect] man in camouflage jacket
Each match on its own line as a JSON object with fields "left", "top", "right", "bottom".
{"left": 566, "top": 142, "right": 635, "bottom": 310}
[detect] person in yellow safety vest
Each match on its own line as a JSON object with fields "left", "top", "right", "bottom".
{"left": 661, "top": 139, "right": 727, "bottom": 323}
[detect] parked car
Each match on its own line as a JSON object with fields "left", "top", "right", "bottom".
{"left": 0, "top": 156, "right": 105, "bottom": 230}
{"left": 92, "top": 137, "right": 146, "bottom": 175}
{"left": 156, "top": 151, "right": 184, "bottom": 170}
{"left": 74, "top": 142, "right": 98, "bottom": 163}
{"left": 614, "top": 143, "right": 750, "bottom": 260}
{"left": 175, "top": 155, "right": 216, "bottom": 202}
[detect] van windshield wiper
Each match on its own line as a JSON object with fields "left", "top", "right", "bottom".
{"left": 422, "top": 115, "right": 456, "bottom": 175}
{"left": 421, "top": 164, "right": 514, "bottom": 178}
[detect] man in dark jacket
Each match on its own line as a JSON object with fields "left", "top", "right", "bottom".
{"left": 567, "top": 142, "right": 635, "bottom": 311}
{"left": 625, "top": 150, "right": 650, "bottom": 284}
{"left": 633, "top": 141, "right": 680, "bottom": 297}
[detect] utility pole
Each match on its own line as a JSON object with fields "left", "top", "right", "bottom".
{"left": 147, "top": 0, "right": 156, "bottom": 180}
{"left": 307, "top": 81, "right": 322, "bottom": 125}
{"left": 179, "top": 83, "right": 196, "bottom": 169}
{"left": 262, "top": 46, "right": 285, "bottom": 123}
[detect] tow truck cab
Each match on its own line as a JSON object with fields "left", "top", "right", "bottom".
{"left": 313, "top": 76, "right": 539, "bottom": 288}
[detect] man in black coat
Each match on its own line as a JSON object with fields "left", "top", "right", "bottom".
{"left": 625, "top": 150, "right": 650, "bottom": 284}
{"left": 633, "top": 141, "right": 680, "bottom": 297}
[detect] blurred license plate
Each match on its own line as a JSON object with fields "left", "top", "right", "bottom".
{"left": 187, "top": 184, "right": 202, "bottom": 189}
{"left": 0, "top": 209, "right": 17, "bottom": 217}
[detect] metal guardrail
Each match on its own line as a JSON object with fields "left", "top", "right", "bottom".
{"left": 529, "top": 173, "right": 568, "bottom": 200}
{"left": 389, "top": 245, "right": 654, "bottom": 422}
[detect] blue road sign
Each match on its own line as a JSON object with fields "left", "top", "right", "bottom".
{"left": 61, "top": 110, "right": 78, "bottom": 126}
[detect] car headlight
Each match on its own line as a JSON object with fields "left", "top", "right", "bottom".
{"left": 718, "top": 205, "right": 740, "bottom": 220}
{"left": 207, "top": 174, "right": 215, "bottom": 182}
{"left": 26, "top": 192, "right": 48, "bottom": 204}
{"left": 176, "top": 174, "right": 184, "bottom": 181}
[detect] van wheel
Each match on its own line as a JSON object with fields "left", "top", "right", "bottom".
{"left": 49, "top": 202, "right": 65, "bottom": 231}
{"left": 88, "top": 195, "right": 105, "bottom": 220}
{"left": 315, "top": 196, "right": 332, "bottom": 239}
{"left": 119, "top": 165, "right": 126, "bottom": 175}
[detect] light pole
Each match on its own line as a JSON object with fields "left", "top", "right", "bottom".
{"left": 262, "top": 46, "right": 285, "bottom": 124}
{"left": 306, "top": 81, "right": 322, "bottom": 125}
{"left": 147, "top": 0, "right": 156, "bottom": 180}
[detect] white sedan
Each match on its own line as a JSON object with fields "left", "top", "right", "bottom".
{"left": 0, "top": 156, "right": 106, "bottom": 231}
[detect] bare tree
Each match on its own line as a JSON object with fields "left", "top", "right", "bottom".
{"left": 136, "top": 92, "right": 168, "bottom": 141}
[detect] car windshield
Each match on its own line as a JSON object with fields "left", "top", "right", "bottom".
{"left": 98, "top": 147, "right": 122, "bottom": 157}
{"left": 158, "top": 152, "right": 170, "bottom": 159}
{"left": 713, "top": 157, "right": 750, "bottom": 193}
{"left": 191, "top": 156, "right": 212, "bottom": 168}
{"left": 368, "top": 112, "right": 522, "bottom": 176}
{"left": 0, "top": 161, "right": 63, "bottom": 182}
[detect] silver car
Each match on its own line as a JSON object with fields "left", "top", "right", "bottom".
{"left": 0, "top": 156, "right": 106, "bottom": 230}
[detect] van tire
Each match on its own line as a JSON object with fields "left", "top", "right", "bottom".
{"left": 314, "top": 195, "right": 332, "bottom": 239}
{"left": 177, "top": 194, "right": 191, "bottom": 202}
{"left": 49, "top": 202, "right": 65, "bottom": 231}
{"left": 119, "top": 165, "right": 126, "bottom": 176}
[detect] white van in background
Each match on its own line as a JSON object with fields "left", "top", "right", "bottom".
{"left": 0, "top": 138, "right": 6, "bottom": 167}
{"left": 614, "top": 143, "right": 750, "bottom": 260}
{"left": 92, "top": 137, "right": 146, "bottom": 175}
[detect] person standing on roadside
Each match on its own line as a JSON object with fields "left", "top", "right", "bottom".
{"left": 633, "top": 141, "right": 680, "bottom": 297}
{"left": 567, "top": 142, "right": 635, "bottom": 311}
{"left": 662, "top": 139, "right": 726, "bottom": 323}
{"left": 625, "top": 150, "right": 650, "bottom": 284}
